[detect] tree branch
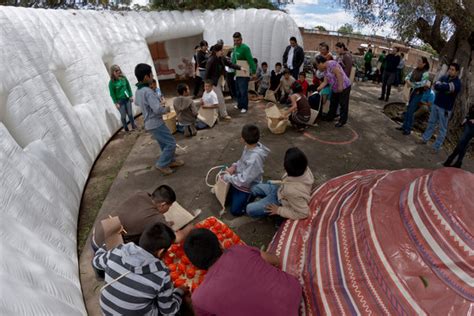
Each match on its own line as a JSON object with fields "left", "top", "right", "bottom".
{"left": 416, "top": 16, "right": 446, "bottom": 52}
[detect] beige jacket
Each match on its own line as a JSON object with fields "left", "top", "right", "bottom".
{"left": 277, "top": 167, "right": 314, "bottom": 220}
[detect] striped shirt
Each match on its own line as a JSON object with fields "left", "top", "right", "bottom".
{"left": 93, "top": 243, "right": 183, "bottom": 315}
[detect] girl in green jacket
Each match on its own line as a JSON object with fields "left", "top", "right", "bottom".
{"left": 109, "top": 65, "right": 137, "bottom": 132}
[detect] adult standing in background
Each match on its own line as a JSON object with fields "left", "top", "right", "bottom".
{"left": 283, "top": 36, "right": 305, "bottom": 80}
{"left": 232, "top": 32, "right": 256, "bottom": 113}
{"left": 379, "top": 47, "right": 400, "bottom": 102}
{"left": 335, "top": 42, "right": 353, "bottom": 78}
{"left": 395, "top": 52, "right": 405, "bottom": 86}
{"left": 194, "top": 40, "right": 209, "bottom": 99}
{"left": 364, "top": 48, "right": 373, "bottom": 78}
{"left": 109, "top": 64, "right": 137, "bottom": 132}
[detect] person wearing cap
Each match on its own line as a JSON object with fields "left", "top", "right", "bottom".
{"left": 414, "top": 81, "right": 435, "bottom": 119}
{"left": 419, "top": 62, "right": 462, "bottom": 152}
{"left": 231, "top": 32, "right": 256, "bottom": 113}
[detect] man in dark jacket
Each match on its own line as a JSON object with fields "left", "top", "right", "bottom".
{"left": 379, "top": 47, "right": 400, "bottom": 102}
{"left": 420, "top": 63, "right": 462, "bottom": 152}
{"left": 283, "top": 36, "right": 305, "bottom": 80}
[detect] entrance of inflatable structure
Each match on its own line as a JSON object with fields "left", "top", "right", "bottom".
{"left": 148, "top": 34, "right": 203, "bottom": 83}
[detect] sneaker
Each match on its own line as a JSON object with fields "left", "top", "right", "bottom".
{"left": 240, "top": 109, "right": 247, "bottom": 113}
{"left": 378, "top": 97, "right": 384, "bottom": 101}
{"left": 416, "top": 139, "right": 427, "bottom": 145}
{"left": 169, "top": 159, "right": 185, "bottom": 168}
{"left": 233, "top": 105, "right": 239, "bottom": 110}
{"left": 222, "top": 115, "right": 232, "bottom": 120}
{"left": 155, "top": 166, "right": 174, "bottom": 176}
{"left": 335, "top": 122, "right": 345, "bottom": 128}
{"left": 402, "top": 130, "right": 411, "bottom": 135}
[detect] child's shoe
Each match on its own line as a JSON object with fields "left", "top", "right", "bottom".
{"left": 155, "top": 166, "right": 174, "bottom": 176}
{"left": 169, "top": 159, "right": 185, "bottom": 168}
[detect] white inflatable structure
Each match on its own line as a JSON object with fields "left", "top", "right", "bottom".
{"left": 0, "top": 7, "right": 301, "bottom": 314}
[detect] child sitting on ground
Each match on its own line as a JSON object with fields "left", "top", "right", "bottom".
{"left": 223, "top": 124, "right": 270, "bottom": 216}
{"left": 275, "top": 69, "right": 295, "bottom": 104}
{"left": 246, "top": 147, "right": 314, "bottom": 220}
{"left": 93, "top": 222, "right": 189, "bottom": 315}
{"left": 199, "top": 79, "right": 219, "bottom": 128}
{"left": 257, "top": 62, "right": 271, "bottom": 96}
{"left": 270, "top": 62, "right": 283, "bottom": 100}
{"left": 173, "top": 83, "right": 198, "bottom": 137}
{"left": 297, "top": 72, "right": 309, "bottom": 96}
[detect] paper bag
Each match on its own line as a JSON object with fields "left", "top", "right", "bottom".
{"left": 264, "top": 90, "right": 277, "bottom": 103}
{"left": 349, "top": 67, "right": 356, "bottom": 83}
{"left": 101, "top": 216, "right": 124, "bottom": 250}
{"left": 236, "top": 60, "right": 250, "bottom": 77}
{"left": 215, "top": 175, "right": 230, "bottom": 209}
{"left": 164, "top": 202, "right": 197, "bottom": 231}
{"left": 198, "top": 107, "right": 218, "bottom": 127}
{"left": 248, "top": 80, "right": 256, "bottom": 92}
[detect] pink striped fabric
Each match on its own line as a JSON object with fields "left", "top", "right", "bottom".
{"left": 269, "top": 168, "right": 474, "bottom": 315}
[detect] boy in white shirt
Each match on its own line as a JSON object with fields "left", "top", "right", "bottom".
{"left": 199, "top": 80, "right": 219, "bottom": 128}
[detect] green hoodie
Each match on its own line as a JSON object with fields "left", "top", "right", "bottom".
{"left": 232, "top": 43, "right": 256, "bottom": 75}
{"left": 109, "top": 76, "right": 133, "bottom": 104}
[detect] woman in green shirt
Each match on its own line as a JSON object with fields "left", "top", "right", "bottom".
{"left": 109, "top": 65, "right": 137, "bottom": 132}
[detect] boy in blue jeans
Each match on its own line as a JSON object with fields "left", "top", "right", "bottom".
{"left": 134, "top": 63, "right": 184, "bottom": 175}
{"left": 223, "top": 124, "right": 270, "bottom": 215}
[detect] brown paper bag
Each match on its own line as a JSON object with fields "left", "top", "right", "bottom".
{"left": 198, "top": 107, "right": 218, "bottom": 127}
{"left": 264, "top": 90, "right": 277, "bottom": 103}
{"left": 101, "top": 216, "right": 124, "bottom": 250}
{"left": 236, "top": 60, "right": 250, "bottom": 77}
{"left": 248, "top": 80, "right": 256, "bottom": 92}
{"left": 215, "top": 174, "right": 230, "bottom": 210}
{"left": 402, "top": 83, "right": 411, "bottom": 103}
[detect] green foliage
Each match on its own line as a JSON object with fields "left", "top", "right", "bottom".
{"left": 314, "top": 25, "right": 327, "bottom": 31}
{"left": 418, "top": 43, "right": 438, "bottom": 57}
{"left": 337, "top": 23, "right": 353, "bottom": 34}
{"left": 150, "top": 0, "right": 280, "bottom": 11}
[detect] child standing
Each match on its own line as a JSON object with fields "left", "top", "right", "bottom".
{"left": 224, "top": 124, "right": 270, "bottom": 216}
{"left": 134, "top": 63, "right": 184, "bottom": 176}
{"left": 296, "top": 72, "right": 309, "bottom": 96}
{"left": 173, "top": 83, "right": 198, "bottom": 137}
{"left": 246, "top": 147, "right": 314, "bottom": 219}
{"left": 92, "top": 222, "right": 188, "bottom": 315}
{"left": 257, "top": 62, "right": 271, "bottom": 96}
{"left": 270, "top": 62, "right": 283, "bottom": 100}
{"left": 109, "top": 64, "right": 137, "bottom": 132}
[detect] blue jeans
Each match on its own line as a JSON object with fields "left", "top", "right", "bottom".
{"left": 235, "top": 77, "right": 250, "bottom": 110}
{"left": 228, "top": 185, "right": 251, "bottom": 216}
{"left": 422, "top": 104, "right": 451, "bottom": 150}
{"left": 246, "top": 183, "right": 280, "bottom": 218}
{"left": 445, "top": 123, "right": 474, "bottom": 166}
{"left": 118, "top": 99, "right": 136, "bottom": 131}
{"left": 402, "top": 92, "right": 422, "bottom": 133}
{"left": 149, "top": 123, "right": 176, "bottom": 168}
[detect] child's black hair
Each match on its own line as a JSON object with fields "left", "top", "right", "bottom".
{"left": 299, "top": 72, "right": 306, "bottom": 78}
{"left": 450, "top": 62, "right": 460, "bottom": 72}
{"left": 291, "top": 81, "right": 303, "bottom": 93}
{"left": 262, "top": 62, "right": 268, "bottom": 67}
{"left": 204, "top": 79, "right": 214, "bottom": 86}
{"left": 139, "top": 222, "right": 175, "bottom": 256}
{"left": 241, "top": 124, "right": 260, "bottom": 145}
{"left": 275, "top": 62, "right": 282, "bottom": 67}
{"left": 284, "top": 147, "right": 308, "bottom": 177}
{"left": 177, "top": 83, "right": 189, "bottom": 96}
{"left": 183, "top": 228, "right": 223, "bottom": 270}
{"left": 253, "top": 58, "right": 258, "bottom": 64}
{"left": 308, "top": 84, "right": 318, "bottom": 93}
{"left": 135, "top": 63, "right": 152, "bottom": 82}
{"left": 283, "top": 68, "right": 291, "bottom": 75}
{"left": 151, "top": 185, "right": 176, "bottom": 204}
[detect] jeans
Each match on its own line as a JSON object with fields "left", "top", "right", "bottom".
{"left": 226, "top": 72, "right": 237, "bottom": 100}
{"left": 327, "top": 86, "right": 351, "bottom": 124}
{"left": 445, "top": 123, "right": 474, "bottom": 167}
{"left": 381, "top": 71, "right": 396, "bottom": 100}
{"left": 228, "top": 185, "right": 251, "bottom": 216}
{"left": 118, "top": 99, "right": 136, "bottom": 131}
{"left": 246, "top": 183, "right": 280, "bottom": 218}
{"left": 193, "top": 75, "right": 203, "bottom": 97}
{"left": 214, "top": 85, "right": 228, "bottom": 117}
{"left": 149, "top": 123, "right": 176, "bottom": 168}
{"left": 290, "top": 68, "right": 299, "bottom": 81}
{"left": 235, "top": 77, "right": 250, "bottom": 110}
{"left": 422, "top": 104, "right": 452, "bottom": 150}
{"left": 401, "top": 92, "right": 423, "bottom": 133}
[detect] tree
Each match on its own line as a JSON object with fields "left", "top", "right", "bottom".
{"left": 314, "top": 25, "right": 327, "bottom": 31}
{"left": 150, "top": 0, "right": 280, "bottom": 11}
{"left": 340, "top": 0, "right": 474, "bottom": 145}
{"left": 337, "top": 23, "right": 354, "bottom": 34}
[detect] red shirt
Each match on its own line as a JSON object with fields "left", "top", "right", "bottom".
{"left": 191, "top": 245, "right": 302, "bottom": 316}
{"left": 297, "top": 79, "right": 309, "bottom": 96}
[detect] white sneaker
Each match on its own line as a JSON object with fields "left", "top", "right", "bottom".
{"left": 233, "top": 105, "right": 239, "bottom": 110}
{"left": 240, "top": 109, "right": 247, "bottom": 113}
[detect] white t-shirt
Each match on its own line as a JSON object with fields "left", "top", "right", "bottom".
{"left": 202, "top": 90, "right": 218, "bottom": 107}
{"left": 287, "top": 47, "right": 295, "bottom": 69}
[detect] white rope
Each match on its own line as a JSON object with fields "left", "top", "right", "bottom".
{"left": 100, "top": 271, "right": 131, "bottom": 292}
{"left": 205, "top": 165, "right": 226, "bottom": 188}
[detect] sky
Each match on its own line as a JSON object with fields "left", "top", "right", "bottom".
{"left": 285, "top": 0, "right": 396, "bottom": 38}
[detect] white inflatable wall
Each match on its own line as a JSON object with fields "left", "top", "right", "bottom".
{"left": 0, "top": 7, "right": 301, "bottom": 315}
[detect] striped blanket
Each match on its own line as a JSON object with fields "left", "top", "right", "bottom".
{"left": 269, "top": 168, "right": 473, "bottom": 315}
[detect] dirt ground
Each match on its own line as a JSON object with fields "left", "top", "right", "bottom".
{"left": 78, "top": 80, "right": 473, "bottom": 315}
